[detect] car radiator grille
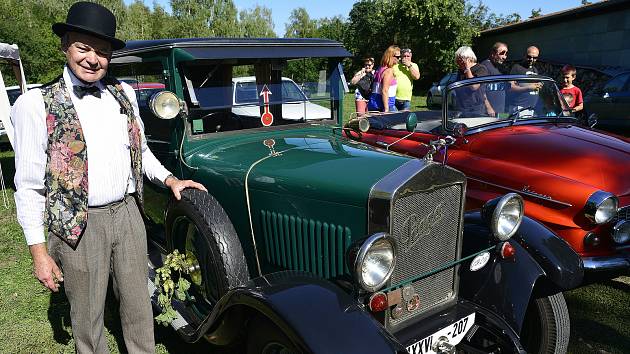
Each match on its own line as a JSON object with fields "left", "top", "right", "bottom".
{"left": 386, "top": 184, "right": 462, "bottom": 328}
{"left": 259, "top": 211, "right": 352, "bottom": 278}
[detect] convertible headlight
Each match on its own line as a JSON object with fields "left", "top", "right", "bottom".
{"left": 584, "top": 191, "right": 618, "bottom": 224}
{"left": 612, "top": 220, "right": 630, "bottom": 244}
{"left": 149, "top": 90, "right": 181, "bottom": 120}
{"left": 354, "top": 233, "right": 396, "bottom": 292}
{"left": 482, "top": 193, "right": 524, "bottom": 241}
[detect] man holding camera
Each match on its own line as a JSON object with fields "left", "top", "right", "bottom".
{"left": 393, "top": 48, "right": 420, "bottom": 111}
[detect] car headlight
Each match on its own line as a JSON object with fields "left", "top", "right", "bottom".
{"left": 612, "top": 220, "right": 630, "bottom": 244}
{"left": 354, "top": 233, "right": 396, "bottom": 292}
{"left": 482, "top": 193, "right": 524, "bottom": 241}
{"left": 149, "top": 90, "right": 181, "bottom": 120}
{"left": 584, "top": 191, "right": 618, "bottom": 224}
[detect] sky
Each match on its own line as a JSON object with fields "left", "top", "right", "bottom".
{"left": 129, "top": 0, "right": 589, "bottom": 35}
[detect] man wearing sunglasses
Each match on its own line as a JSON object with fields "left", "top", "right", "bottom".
{"left": 509, "top": 46, "right": 543, "bottom": 116}
{"left": 480, "top": 42, "right": 509, "bottom": 113}
{"left": 393, "top": 48, "right": 420, "bottom": 111}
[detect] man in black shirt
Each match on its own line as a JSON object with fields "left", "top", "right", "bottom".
{"left": 480, "top": 42, "right": 509, "bottom": 113}
{"left": 509, "top": 46, "right": 543, "bottom": 115}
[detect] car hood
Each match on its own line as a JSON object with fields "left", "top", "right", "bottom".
{"left": 186, "top": 124, "right": 411, "bottom": 207}
{"left": 466, "top": 124, "right": 630, "bottom": 196}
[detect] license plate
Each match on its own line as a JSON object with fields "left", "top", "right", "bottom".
{"left": 406, "top": 313, "right": 475, "bottom": 354}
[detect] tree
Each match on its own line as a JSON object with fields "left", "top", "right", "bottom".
{"left": 239, "top": 5, "right": 276, "bottom": 38}
{"left": 346, "top": 0, "right": 479, "bottom": 76}
{"left": 284, "top": 8, "right": 318, "bottom": 38}
{"left": 170, "top": 0, "right": 239, "bottom": 38}
{"left": 316, "top": 16, "right": 347, "bottom": 42}
{"left": 530, "top": 8, "right": 542, "bottom": 19}
{"left": 465, "top": 0, "right": 521, "bottom": 30}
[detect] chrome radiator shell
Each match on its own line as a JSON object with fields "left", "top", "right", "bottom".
{"left": 368, "top": 159, "right": 467, "bottom": 331}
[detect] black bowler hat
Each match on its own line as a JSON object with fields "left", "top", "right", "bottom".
{"left": 52, "top": 1, "right": 125, "bottom": 50}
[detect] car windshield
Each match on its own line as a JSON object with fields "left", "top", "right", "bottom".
{"left": 444, "top": 77, "right": 572, "bottom": 130}
{"left": 180, "top": 58, "right": 338, "bottom": 135}
{"left": 235, "top": 79, "right": 306, "bottom": 104}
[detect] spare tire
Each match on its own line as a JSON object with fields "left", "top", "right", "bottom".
{"left": 165, "top": 189, "right": 249, "bottom": 308}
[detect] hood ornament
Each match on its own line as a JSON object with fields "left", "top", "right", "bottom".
{"left": 424, "top": 136, "right": 455, "bottom": 164}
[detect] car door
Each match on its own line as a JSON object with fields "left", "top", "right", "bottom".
{"left": 588, "top": 73, "right": 630, "bottom": 121}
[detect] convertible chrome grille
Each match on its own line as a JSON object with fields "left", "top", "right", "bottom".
{"left": 387, "top": 184, "right": 462, "bottom": 328}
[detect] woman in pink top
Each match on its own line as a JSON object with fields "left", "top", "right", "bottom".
{"left": 368, "top": 45, "right": 400, "bottom": 112}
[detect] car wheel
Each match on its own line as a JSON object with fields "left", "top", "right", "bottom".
{"left": 520, "top": 293, "right": 570, "bottom": 354}
{"left": 246, "top": 315, "right": 299, "bottom": 354}
{"left": 426, "top": 93, "right": 434, "bottom": 109}
{"left": 166, "top": 189, "right": 249, "bottom": 317}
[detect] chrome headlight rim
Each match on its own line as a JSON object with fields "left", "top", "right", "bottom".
{"left": 584, "top": 191, "right": 618, "bottom": 224}
{"left": 486, "top": 193, "right": 524, "bottom": 241}
{"left": 149, "top": 90, "right": 182, "bottom": 120}
{"left": 354, "top": 232, "right": 396, "bottom": 292}
{"left": 612, "top": 220, "right": 630, "bottom": 245}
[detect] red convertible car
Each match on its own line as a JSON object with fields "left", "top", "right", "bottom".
{"left": 345, "top": 75, "right": 630, "bottom": 277}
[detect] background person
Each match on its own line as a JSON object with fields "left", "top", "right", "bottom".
{"left": 454, "top": 46, "right": 492, "bottom": 117}
{"left": 559, "top": 64, "right": 583, "bottom": 114}
{"left": 393, "top": 48, "right": 420, "bottom": 111}
{"left": 350, "top": 57, "right": 375, "bottom": 113}
{"left": 509, "top": 46, "right": 543, "bottom": 116}
{"left": 11, "top": 2, "right": 206, "bottom": 353}
{"left": 367, "top": 45, "right": 400, "bottom": 112}
{"left": 479, "top": 42, "right": 509, "bottom": 113}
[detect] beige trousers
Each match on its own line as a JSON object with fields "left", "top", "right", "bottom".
{"left": 49, "top": 195, "right": 155, "bottom": 354}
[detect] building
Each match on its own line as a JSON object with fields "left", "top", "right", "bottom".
{"left": 475, "top": 0, "right": 630, "bottom": 70}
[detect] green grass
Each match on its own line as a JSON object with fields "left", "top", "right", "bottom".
{"left": 1, "top": 145, "right": 629, "bottom": 353}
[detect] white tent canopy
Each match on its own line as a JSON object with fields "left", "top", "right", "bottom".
{"left": 0, "top": 42, "right": 27, "bottom": 208}
{"left": 1, "top": 42, "right": 27, "bottom": 148}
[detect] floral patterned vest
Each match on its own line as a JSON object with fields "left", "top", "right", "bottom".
{"left": 41, "top": 76, "right": 143, "bottom": 249}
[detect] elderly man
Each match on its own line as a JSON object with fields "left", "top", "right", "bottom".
{"left": 480, "top": 42, "right": 509, "bottom": 113}
{"left": 454, "top": 46, "right": 494, "bottom": 117}
{"left": 393, "top": 48, "right": 421, "bottom": 111}
{"left": 11, "top": 2, "right": 205, "bottom": 353}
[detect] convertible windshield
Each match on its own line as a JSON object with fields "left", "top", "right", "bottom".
{"left": 445, "top": 78, "right": 571, "bottom": 129}
{"left": 180, "top": 58, "right": 338, "bottom": 134}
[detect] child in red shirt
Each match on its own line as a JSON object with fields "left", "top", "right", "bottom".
{"left": 559, "top": 65, "right": 583, "bottom": 113}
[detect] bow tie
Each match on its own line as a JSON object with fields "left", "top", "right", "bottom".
{"left": 73, "top": 85, "right": 101, "bottom": 99}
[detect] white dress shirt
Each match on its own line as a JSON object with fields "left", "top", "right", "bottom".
{"left": 12, "top": 66, "right": 171, "bottom": 245}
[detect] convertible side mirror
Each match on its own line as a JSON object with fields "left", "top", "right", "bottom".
{"left": 405, "top": 112, "right": 418, "bottom": 132}
{"left": 452, "top": 122, "right": 468, "bottom": 138}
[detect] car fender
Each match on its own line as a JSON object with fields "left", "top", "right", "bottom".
{"left": 193, "top": 271, "right": 405, "bottom": 353}
{"left": 459, "top": 211, "right": 583, "bottom": 333}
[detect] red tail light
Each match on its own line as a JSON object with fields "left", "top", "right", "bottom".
{"left": 369, "top": 292, "right": 388, "bottom": 312}
{"left": 500, "top": 242, "right": 516, "bottom": 259}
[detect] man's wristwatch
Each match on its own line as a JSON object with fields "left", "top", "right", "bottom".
{"left": 164, "top": 174, "right": 179, "bottom": 185}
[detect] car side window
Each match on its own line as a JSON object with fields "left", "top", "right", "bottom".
{"left": 604, "top": 73, "right": 630, "bottom": 93}
{"left": 439, "top": 74, "right": 451, "bottom": 86}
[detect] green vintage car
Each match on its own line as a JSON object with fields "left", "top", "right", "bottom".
{"left": 109, "top": 38, "right": 583, "bottom": 353}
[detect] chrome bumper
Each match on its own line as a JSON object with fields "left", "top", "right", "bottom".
{"left": 582, "top": 254, "right": 630, "bottom": 273}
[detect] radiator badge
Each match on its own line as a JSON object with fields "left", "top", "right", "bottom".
{"left": 400, "top": 203, "right": 445, "bottom": 252}
{"left": 470, "top": 251, "right": 490, "bottom": 272}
